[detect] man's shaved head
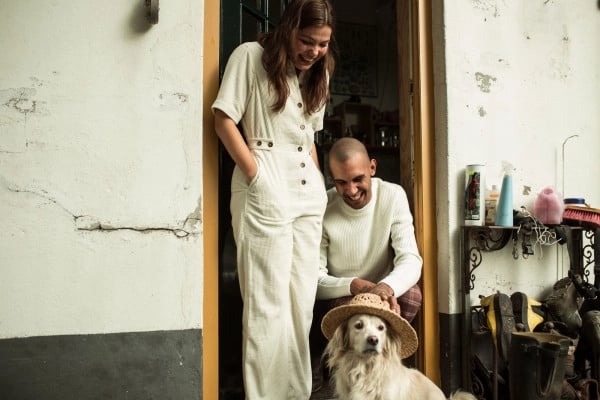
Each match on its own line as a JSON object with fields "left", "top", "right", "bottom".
{"left": 329, "top": 137, "right": 370, "bottom": 164}
{"left": 328, "top": 137, "right": 377, "bottom": 209}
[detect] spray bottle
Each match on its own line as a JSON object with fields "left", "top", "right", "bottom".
{"left": 495, "top": 161, "right": 514, "bottom": 227}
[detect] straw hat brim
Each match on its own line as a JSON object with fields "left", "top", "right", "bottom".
{"left": 321, "top": 302, "right": 418, "bottom": 359}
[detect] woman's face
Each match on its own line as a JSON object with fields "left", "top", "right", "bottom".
{"left": 290, "top": 25, "right": 332, "bottom": 72}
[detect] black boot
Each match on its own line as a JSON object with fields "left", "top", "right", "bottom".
{"left": 581, "top": 310, "right": 600, "bottom": 387}
{"left": 543, "top": 277, "right": 583, "bottom": 336}
{"left": 481, "top": 292, "right": 516, "bottom": 364}
{"left": 509, "top": 332, "right": 570, "bottom": 400}
{"left": 511, "top": 291, "right": 545, "bottom": 332}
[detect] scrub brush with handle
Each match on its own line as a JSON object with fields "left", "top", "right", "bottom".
{"left": 563, "top": 204, "right": 600, "bottom": 229}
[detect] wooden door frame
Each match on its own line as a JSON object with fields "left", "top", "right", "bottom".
{"left": 202, "top": 1, "right": 438, "bottom": 397}
{"left": 202, "top": 0, "right": 220, "bottom": 399}
{"left": 411, "top": 0, "right": 439, "bottom": 383}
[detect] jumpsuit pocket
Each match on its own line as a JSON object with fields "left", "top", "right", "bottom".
{"left": 247, "top": 163, "right": 261, "bottom": 188}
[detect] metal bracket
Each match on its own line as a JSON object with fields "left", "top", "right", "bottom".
{"left": 145, "top": 0, "right": 159, "bottom": 24}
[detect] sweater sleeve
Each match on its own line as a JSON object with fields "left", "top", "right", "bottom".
{"left": 378, "top": 185, "right": 423, "bottom": 296}
{"left": 316, "top": 213, "right": 355, "bottom": 300}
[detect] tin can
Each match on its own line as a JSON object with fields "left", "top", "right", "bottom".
{"left": 464, "top": 164, "right": 485, "bottom": 226}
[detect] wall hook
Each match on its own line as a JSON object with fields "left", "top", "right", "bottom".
{"left": 145, "top": 0, "right": 159, "bottom": 24}
{"left": 561, "top": 134, "right": 579, "bottom": 198}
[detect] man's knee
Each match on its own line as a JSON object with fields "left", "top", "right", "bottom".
{"left": 398, "top": 284, "right": 422, "bottom": 323}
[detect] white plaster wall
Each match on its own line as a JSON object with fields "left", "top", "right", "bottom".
{"left": 434, "top": 0, "right": 600, "bottom": 314}
{"left": 0, "top": 1, "right": 204, "bottom": 338}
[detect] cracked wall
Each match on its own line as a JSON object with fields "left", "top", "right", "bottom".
{"left": 434, "top": 0, "right": 600, "bottom": 314}
{"left": 0, "top": 1, "right": 205, "bottom": 338}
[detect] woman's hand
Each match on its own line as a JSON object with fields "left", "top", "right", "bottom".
{"left": 214, "top": 109, "right": 257, "bottom": 182}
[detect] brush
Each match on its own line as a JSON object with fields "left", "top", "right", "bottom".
{"left": 563, "top": 205, "right": 600, "bottom": 229}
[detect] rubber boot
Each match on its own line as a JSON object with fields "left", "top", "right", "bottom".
{"left": 574, "top": 378, "right": 600, "bottom": 400}
{"left": 480, "top": 292, "right": 516, "bottom": 364}
{"left": 511, "top": 291, "right": 545, "bottom": 332}
{"left": 533, "top": 320, "right": 579, "bottom": 382}
{"left": 509, "top": 332, "right": 570, "bottom": 400}
{"left": 581, "top": 310, "right": 600, "bottom": 386}
{"left": 543, "top": 277, "right": 582, "bottom": 336}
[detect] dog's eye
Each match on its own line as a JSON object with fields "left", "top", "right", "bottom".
{"left": 354, "top": 321, "right": 364, "bottom": 329}
{"left": 377, "top": 324, "right": 385, "bottom": 331}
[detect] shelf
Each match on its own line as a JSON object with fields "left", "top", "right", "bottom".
{"left": 460, "top": 225, "right": 597, "bottom": 400}
{"left": 318, "top": 102, "right": 399, "bottom": 149}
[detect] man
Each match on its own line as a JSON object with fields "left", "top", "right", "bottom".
{"left": 311, "top": 137, "right": 423, "bottom": 364}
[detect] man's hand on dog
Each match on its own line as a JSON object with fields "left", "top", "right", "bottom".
{"left": 350, "top": 279, "right": 400, "bottom": 314}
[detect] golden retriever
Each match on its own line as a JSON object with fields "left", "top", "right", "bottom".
{"left": 324, "top": 313, "right": 477, "bottom": 400}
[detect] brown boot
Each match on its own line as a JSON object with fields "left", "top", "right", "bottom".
{"left": 511, "top": 291, "right": 545, "bottom": 332}
{"left": 543, "top": 277, "right": 583, "bottom": 336}
{"left": 481, "top": 292, "right": 516, "bottom": 364}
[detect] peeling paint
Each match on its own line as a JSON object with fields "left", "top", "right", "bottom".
{"left": 1, "top": 88, "right": 37, "bottom": 114}
{"left": 475, "top": 72, "right": 497, "bottom": 93}
{"left": 181, "top": 196, "right": 202, "bottom": 234}
{"left": 472, "top": 0, "right": 500, "bottom": 18}
{"left": 478, "top": 106, "right": 487, "bottom": 117}
{"left": 522, "top": 186, "right": 532, "bottom": 196}
{"left": 158, "top": 92, "right": 190, "bottom": 110}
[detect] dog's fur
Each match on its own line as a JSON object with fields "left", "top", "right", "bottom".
{"left": 324, "top": 314, "right": 477, "bottom": 400}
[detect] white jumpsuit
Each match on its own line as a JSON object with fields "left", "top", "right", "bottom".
{"left": 212, "top": 42, "right": 328, "bottom": 399}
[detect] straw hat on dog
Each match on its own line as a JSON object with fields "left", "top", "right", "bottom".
{"left": 321, "top": 293, "right": 418, "bottom": 359}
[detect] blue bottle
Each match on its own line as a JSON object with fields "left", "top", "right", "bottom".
{"left": 495, "top": 162, "right": 514, "bottom": 226}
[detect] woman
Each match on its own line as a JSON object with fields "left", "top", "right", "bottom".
{"left": 211, "top": 0, "right": 335, "bottom": 398}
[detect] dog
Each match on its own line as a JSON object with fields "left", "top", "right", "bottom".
{"left": 324, "top": 313, "right": 477, "bottom": 400}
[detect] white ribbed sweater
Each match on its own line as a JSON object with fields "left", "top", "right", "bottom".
{"left": 317, "top": 178, "right": 423, "bottom": 299}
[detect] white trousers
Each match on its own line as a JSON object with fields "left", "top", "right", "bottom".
{"left": 231, "top": 144, "right": 327, "bottom": 400}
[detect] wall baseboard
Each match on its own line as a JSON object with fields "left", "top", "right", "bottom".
{"left": 439, "top": 313, "right": 464, "bottom": 396}
{"left": 0, "top": 329, "right": 202, "bottom": 400}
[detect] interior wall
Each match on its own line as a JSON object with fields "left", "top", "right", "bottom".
{"left": 330, "top": 0, "right": 399, "bottom": 113}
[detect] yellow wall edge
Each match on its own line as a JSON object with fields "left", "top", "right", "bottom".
{"left": 202, "top": 0, "right": 220, "bottom": 398}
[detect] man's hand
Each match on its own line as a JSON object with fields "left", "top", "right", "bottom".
{"left": 349, "top": 278, "right": 376, "bottom": 295}
{"left": 350, "top": 280, "right": 400, "bottom": 314}
{"left": 369, "top": 283, "right": 400, "bottom": 315}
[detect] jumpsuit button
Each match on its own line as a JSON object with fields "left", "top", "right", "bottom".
{"left": 300, "top": 162, "right": 306, "bottom": 168}
{"left": 256, "top": 140, "right": 262, "bottom": 146}
{"left": 301, "top": 179, "right": 306, "bottom": 185}
{"left": 297, "top": 102, "right": 303, "bottom": 108}
{"left": 300, "top": 124, "right": 305, "bottom": 130}
{"left": 268, "top": 142, "right": 273, "bottom": 147}
{"left": 297, "top": 146, "right": 303, "bottom": 152}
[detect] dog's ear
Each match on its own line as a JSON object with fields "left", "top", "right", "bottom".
{"left": 383, "top": 324, "right": 402, "bottom": 356}
{"left": 324, "top": 319, "right": 350, "bottom": 367}
{"left": 329, "top": 321, "right": 348, "bottom": 350}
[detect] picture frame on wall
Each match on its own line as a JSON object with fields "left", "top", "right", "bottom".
{"left": 331, "top": 22, "right": 378, "bottom": 97}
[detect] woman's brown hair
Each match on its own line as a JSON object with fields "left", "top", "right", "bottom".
{"left": 259, "top": 0, "right": 336, "bottom": 114}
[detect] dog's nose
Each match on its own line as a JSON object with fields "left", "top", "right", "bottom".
{"left": 367, "top": 336, "right": 379, "bottom": 346}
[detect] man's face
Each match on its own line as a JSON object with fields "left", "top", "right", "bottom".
{"left": 329, "top": 154, "right": 377, "bottom": 209}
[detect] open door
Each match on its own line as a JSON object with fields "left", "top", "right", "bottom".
{"left": 203, "top": 1, "right": 438, "bottom": 398}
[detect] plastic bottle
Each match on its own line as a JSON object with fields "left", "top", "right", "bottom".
{"left": 495, "top": 161, "right": 514, "bottom": 227}
{"left": 485, "top": 185, "right": 500, "bottom": 225}
{"left": 464, "top": 164, "right": 485, "bottom": 226}
{"left": 533, "top": 187, "right": 564, "bottom": 225}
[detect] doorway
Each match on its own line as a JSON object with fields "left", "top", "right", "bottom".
{"left": 203, "top": 1, "right": 438, "bottom": 398}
